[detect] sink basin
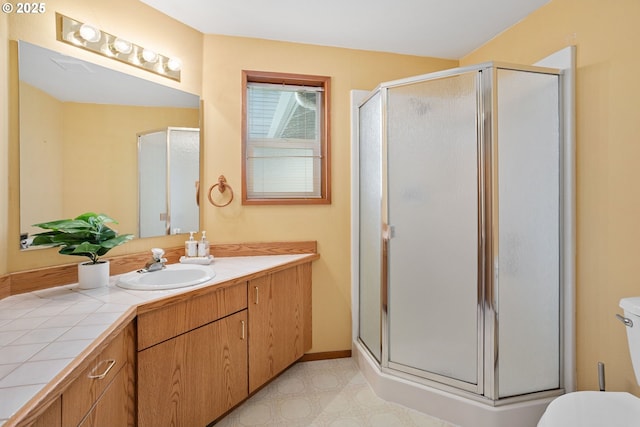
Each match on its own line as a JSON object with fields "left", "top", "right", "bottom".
{"left": 116, "top": 264, "right": 216, "bottom": 290}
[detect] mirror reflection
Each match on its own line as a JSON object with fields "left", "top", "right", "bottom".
{"left": 18, "top": 41, "right": 200, "bottom": 249}
{"left": 138, "top": 127, "right": 199, "bottom": 238}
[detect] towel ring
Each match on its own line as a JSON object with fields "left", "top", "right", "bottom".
{"left": 208, "top": 175, "right": 234, "bottom": 207}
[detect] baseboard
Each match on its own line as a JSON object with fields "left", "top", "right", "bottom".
{"left": 354, "top": 341, "right": 553, "bottom": 427}
{"left": 299, "top": 350, "right": 352, "bottom": 362}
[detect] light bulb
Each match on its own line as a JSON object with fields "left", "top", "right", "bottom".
{"left": 141, "top": 48, "right": 158, "bottom": 63}
{"left": 112, "top": 38, "right": 132, "bottom": 54}
{"left": 65, "top": 30, "right": 84, "bottom": 46}
{"left": 166, "top": 57, "right": 182, "bottom": 72}
{"left": 78, "top": 23, "right": 101, "bottom": 43}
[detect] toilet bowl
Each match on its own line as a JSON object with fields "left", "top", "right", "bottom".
{"left": 537, "top": 297, "right": 640, "bottom": 426}
{"left": 537, "top": 391, "right": 640, "bottom": 427}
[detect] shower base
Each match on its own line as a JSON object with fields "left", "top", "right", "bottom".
{"left": 353, "top": 341, "right": 556, "bottom": 427}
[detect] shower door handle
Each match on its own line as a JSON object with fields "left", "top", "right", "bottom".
{"left": 382, "top": 224, "right": 391, "bottom": 313}
{"left": 383, "top": 224, "right": 395, "bottom": 239}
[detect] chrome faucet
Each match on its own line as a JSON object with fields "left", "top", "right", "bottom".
{"left": 139, "top": 248, "right": 167, "bottom": 273}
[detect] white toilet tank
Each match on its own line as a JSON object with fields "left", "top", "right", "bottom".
{"left": 620, "top": 297, "right": 640, "bottom": 385}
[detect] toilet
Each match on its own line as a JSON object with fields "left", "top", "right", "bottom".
{"left": 538, "top": 297, "right": 640, "bottom": 426}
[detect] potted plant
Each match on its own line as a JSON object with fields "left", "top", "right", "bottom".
{"left": 31, "top": 212, "right": 134, "bottom": 289}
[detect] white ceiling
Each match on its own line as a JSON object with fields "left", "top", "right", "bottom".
{"left": 140, "top": 0, "right": 549, "bottom": 59}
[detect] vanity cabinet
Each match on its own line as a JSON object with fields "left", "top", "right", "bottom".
{"left": 137, "top": 282, "right": 248, "bottom": 427}
{"left": 135, "top": 263, "right": 313, "bottom": 426}
{"left": 248, "top": 263, "right": 312, "bottom": 392}
{"left": 62, "top": 322, "right": 136, "bottom": 427}
{"left": 6, "top": 252, "right": 318, "bottom": 427}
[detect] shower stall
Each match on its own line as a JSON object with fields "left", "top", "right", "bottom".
{"left": 354, "top": 61, "right": 573, "bottom": 426}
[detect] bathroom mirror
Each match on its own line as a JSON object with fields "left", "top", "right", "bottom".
{"left": 17, "top": 41, "right": 200, "bottom": 249}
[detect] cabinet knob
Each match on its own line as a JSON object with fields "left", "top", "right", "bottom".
{"left": 254, "top": 286, "right": 259, "bottom": 304}
{"left": 241, "top": 320, "right": 246, "bottom": 340}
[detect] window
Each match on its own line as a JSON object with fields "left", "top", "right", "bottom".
{"left": 242, "top": 70, "right": 331, "bottom": 204}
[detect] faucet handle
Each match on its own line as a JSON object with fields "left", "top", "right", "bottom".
{"left": 151, "top": 248, "right": 165, "bottom": 261}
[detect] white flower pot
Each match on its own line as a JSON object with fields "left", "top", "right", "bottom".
{"left": 77, "top": 260, "right": 110, "bottom": 289}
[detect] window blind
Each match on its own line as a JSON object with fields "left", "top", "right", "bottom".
{"left": 246, "top": 83, "right": 323, "bottom": 198}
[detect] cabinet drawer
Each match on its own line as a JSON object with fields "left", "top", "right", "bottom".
{"left": 76, "top": 366, "right": 129, "bottom": 427}
{"left": 61, "top": 327, "right": 128, "bottom": 427}
{"left": 137, "top": 282, "right": 248, "bottom": 350}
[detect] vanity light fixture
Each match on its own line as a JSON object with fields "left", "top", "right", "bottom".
{"left": 56, "top": 13, "right": 181, "bottom": 81}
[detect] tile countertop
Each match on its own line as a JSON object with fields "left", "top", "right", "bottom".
{"left": 0, "top": 254, "right": 314, "bottom": 425}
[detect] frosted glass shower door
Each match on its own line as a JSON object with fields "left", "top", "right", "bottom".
{"left": 358, "top": 92, "right": 383, "bottom": 362}
{"left": 386, "top": 72, "right": 481, "bottom": 390}
{"left": 496, "top": 69, "right": 560, "bottom": 397}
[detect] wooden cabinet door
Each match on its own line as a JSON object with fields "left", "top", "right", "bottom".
{"left": 77, "top": 365, "right": 130, "bottom": 427}
{"left": 248, "top": 266, "right": 308, "bottom": 392}
{"left": 29, "top": 397, "right": 61, "bottom": 427}
{"left": 138, "top": 310, "right": 248, "bottom": 427}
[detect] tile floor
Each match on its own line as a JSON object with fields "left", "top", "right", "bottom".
{"left": 215, "top": 358, "right": 456, "bottom": 427}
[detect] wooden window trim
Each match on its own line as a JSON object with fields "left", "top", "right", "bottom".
{"left": 242, "top": 70, "right": 331, "bottom": 205}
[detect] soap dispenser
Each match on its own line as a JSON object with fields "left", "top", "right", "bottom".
{"left": 185, "top": 231, "right": 198, "bottom": 257}
{"left": 198, "top": 231, "right": 210, "bottom": 257}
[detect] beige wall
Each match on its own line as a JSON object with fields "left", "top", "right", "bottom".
{"left": 19, "top": 83, "right": 64, "bottom": 234}
{"left": 199, "top": 34, "right": 456, "bottom": 352}
{"left": 462, "top": 0, "right": 640, "bottom": 394}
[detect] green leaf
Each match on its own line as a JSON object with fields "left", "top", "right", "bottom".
{"left": 75, "top": 212, "right": 117, "bottom": 225}
{"left": 31, "top": 212, "right": 132, "bottom": 262}
{"left": 101, "top": 234, "right": 134, "bottom": 249}
{"left": 31, "top": 233, "right": 60, "bottom": 246}
{"left": 73, "top": 241, "right": 103, "bottom": 254}
{"left": 32, "top": 219, "right": 89, "bottom": 232}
